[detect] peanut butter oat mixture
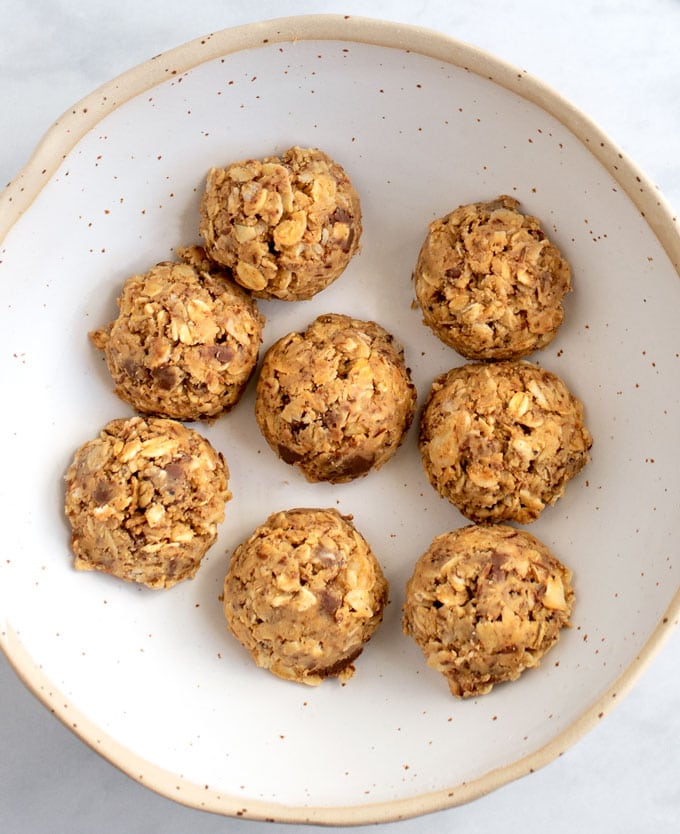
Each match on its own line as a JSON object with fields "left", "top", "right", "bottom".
{"left": 414, "top": 196, "right": 571, "bottom": 360}
{"left": 64, "top": 416, "right": 231, "bottom": 589}
{"left": 255, "top": 313, "right": 417, "bottom": 483}
{"left": 402, "top": 524, "right": 574, "bottom": 697}
{"left": 199, "top": 146, "right": 362, "bottom": 300}
{"left": 223, "top": 508, "right": 388, "bottom": 685}
{"left": 419, "top": 361, "right": 592, "bottom": 524}
{"left": 90, "top": 246, "right": 264, "bottom": 421}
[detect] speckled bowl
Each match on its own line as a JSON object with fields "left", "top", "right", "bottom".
{"left": 1, "top": 15, "right": 679, "bottom": 825}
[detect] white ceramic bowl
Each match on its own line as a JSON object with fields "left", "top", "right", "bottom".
{"left": 1, "top": 15, "right": 679, "bottom": 825}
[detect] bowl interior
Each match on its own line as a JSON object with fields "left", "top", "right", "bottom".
{"left": 1, "top": 19, "right": 679, "bottom": 823}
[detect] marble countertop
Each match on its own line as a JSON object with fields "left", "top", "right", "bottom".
{"left": 1, "top": 2, "right": 679, "bottom": 832}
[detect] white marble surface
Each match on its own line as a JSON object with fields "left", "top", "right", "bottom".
{"left": 1, "top": 1, "right": 679, "bottom": 831}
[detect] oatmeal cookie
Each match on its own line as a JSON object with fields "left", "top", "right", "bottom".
{"left": 419, "top": 361, "right": 592, "bottom": 523}
{"left": 90, "top": 245, "right": 264, "bottom": 421}
{"left": 414, "top": 195, "right": 571, "bottom": 359}
{"left": 255, "top": 313, "right": 417, "bottom": 483}
{"left": 64, "top": 416, "right": 231, "bottom": 589}
{"left": 402, "top": 524, "right": 574, "bottom": 697}
{"left": 199, "top": 146, "right": 362, "bottom": 300}
{"left": 223, "top": 508, "right": 388, "bottom": 685}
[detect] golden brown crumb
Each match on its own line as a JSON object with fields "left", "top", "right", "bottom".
{"left": 255, "top": 313, "right": 417, "bottom": 483}
{"left": 419, "top": 360, "right": 592, "bottom": 523}
{"left": 199, "top": 146, "right": 362, "bottom": 300}
{"left": 90, "top": 246, "right": 264, "bottom": 421}
{"left": 403, "top": 524, "right": 574, "bottom": 697}
{"left": 223, "top": 508, "right": 388, "bottom": 685}
{"left": 64, "top": 416, "right": 231, "bottom": 589}
{"left": 414, "top": 195, "right": 571, "bottom": 359}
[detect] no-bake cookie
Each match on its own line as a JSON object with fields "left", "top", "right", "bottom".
{"left": 255, "top": 313, "right": 417, "bottom": 483}
{"left": 90, "top": 245, "right": 264, "bottom": 421}
{"left": 414, "top": 195, "right": 571, "bottom": 359}
{"left": 199, "top": 146, "right": 362, "bottom": 300}
{"left": 64, "top": 416, "right": 231, "bottom": 589}
{"left": 419, "top": 361, "right": 592, "bottom": 524}
{"left": 402, "top": 523, "right": 574, "bottom": 697}
{"left": 223, "top": 507, "right": 388, "bottom": 685}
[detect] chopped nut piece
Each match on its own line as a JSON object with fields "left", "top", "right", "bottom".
{"left": 273, "top": 209, "right": 307, "bottom": 248}
{"left": 403, "top": 524, "right": 574, "bottom": 697}
{"left": 542, "top": 575, "right": 569, "bottom": 610}
{"left": 223, "top": 508, "right": 388, "bottom": 685}
{"left": 232, "top": 223, "right": 259, "bottom": 243}
{"left": 235, "top": 261, "right": 267, "bottom": 292}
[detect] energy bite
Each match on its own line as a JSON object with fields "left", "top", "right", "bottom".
{"left": 90, "top": 245, "right": 264, "bottom": 421}
{"left": 199, "top": 146, "right": 362, "bottom": 300}
{"left": 402, "top": 524, "right": 574, "bottom": 697}
{"left": 419, "top": 361, "right": 592, "bottom": 523}
{"left": 255, "top": 313, "right": 417, "bottom": 483}
{"left": 414, "top": 195, "right": 571, "bottom": 359}
{"left": 223, "top": 507, "right": 388, "bottom": 685}
{"left": 64, "top": 416, "right": 231, "bottom": 589}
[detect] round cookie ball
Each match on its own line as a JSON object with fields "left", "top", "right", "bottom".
{"left": 223, "top": 508, "right": 388, "bottom": 685}
{"left": 414, "top": 195, "right": 571, "bottom": 359}
{"left": 403, "top": 524, "right": 574, "bottom": 697}
{"left": 199, "top": 146, "right": 362, "bottom": 300}
{"left": 255, "top": 313, "right": 417, "bottom": 483}
{"left": 419, "top": 361, "right": 592, "bottom": 524}
{"left": 64, "top": 416, "right": 231, "bottom": 589}
{"left": 90, "top": 246, "right": 264, "bottom": 421}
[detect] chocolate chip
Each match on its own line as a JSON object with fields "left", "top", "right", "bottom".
{"left": 489, "top": 550, "right": 507, "bottom": 582}
{"left": 334, "top": 453, "right": 375, "bottom": 479}
{"left": 318, "top": 589, "right": 341, "bottom": 616}
{"left": 341, "top": 226, "right": 355, "bottom": 253}
{"left": 312, "top": 647, "right": 363, "bottom": 679}
{"left": 121, "top": 357, "right": 143, "bottom": 381}
{"left": 330, "top": 207, "right": 351, "bottom": 225}
{"left": 92, "top": 480, "right": 114, "bottom": 505}
{"left": 277, "top": 443, "right": 304, "bottom": 464}
{"left": 163, "top": 461, "right": 185, "bottom": 484}
{"left": 201, "top": 344, "right": 235, "bottom": 364}
{"left": 313, "top": 546, "right": 340, "bottom": 568}
{"left": 152, "top": 365, "right": 180, "bottom": 391}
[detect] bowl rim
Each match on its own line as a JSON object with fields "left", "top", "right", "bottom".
{"left": 1, "top": 13, "right": 679, "bottom": 826}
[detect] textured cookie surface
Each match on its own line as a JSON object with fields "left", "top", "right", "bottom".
{"left": 90, "top": 246, "right": 264, "bottom": 421}
{"left": 419, "top": 361, "right": 592, "bottom": 523}
{"left": 255, "top": 313, "right": 417, "bottom": 483}
{"left": 199, "top": 146, "right": 362, "bottom": 300}
{"left": 223, "top": 508, "right": 388, "bottom": 685}
{"left": 402, "top": 524, "right": 574, "bottom": 697}
{"left": 64, "top": 416, "right": 231, "bottom": 589}
{"left": 414, "top": 195, "right": 571, "bottom": 359}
